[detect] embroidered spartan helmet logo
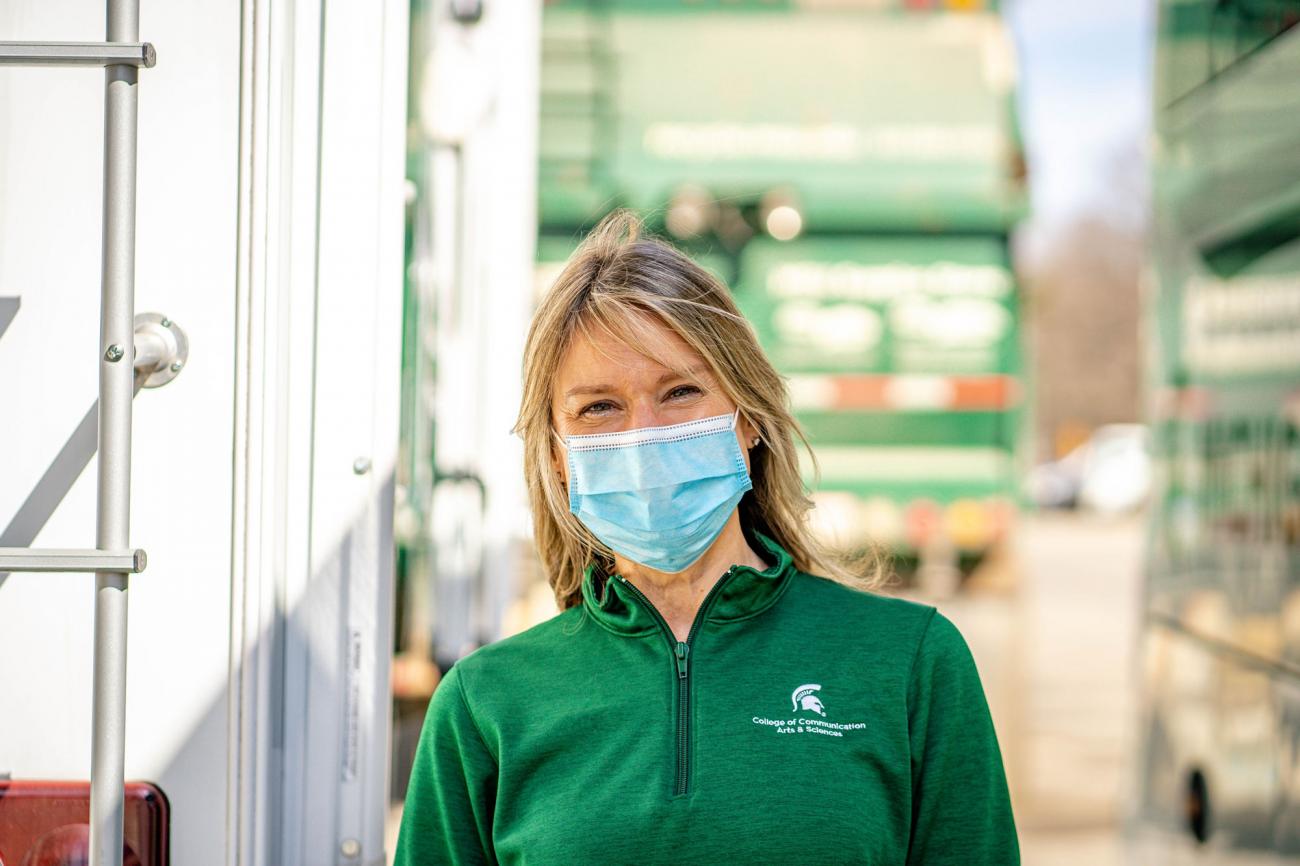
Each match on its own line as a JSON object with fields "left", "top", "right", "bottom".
{"left": 791, "top": 683, "right": 826, "bottom": 717}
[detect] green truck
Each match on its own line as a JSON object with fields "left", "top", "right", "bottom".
{"left": 1133, "top": 1, "right": 1300, "bottom": 858}
{"left": 537, "top": 0, "right": 1028, "bottom": 583}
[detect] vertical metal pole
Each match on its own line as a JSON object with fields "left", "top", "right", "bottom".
{"left": 91, "top": 0, "right": 140, "bottom": 863}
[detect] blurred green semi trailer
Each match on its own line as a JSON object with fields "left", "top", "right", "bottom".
{"left": 536, "top": 0, "right": 1028, "bottom": 577}
{"left": 1133, "top": 0, "right": 1300, "bottom": 859}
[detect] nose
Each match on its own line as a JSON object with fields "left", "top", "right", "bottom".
{"left": 626, "top": 397, "right": 666, "bottom": 430}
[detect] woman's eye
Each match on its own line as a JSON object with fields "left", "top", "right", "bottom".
{"left": 667, "top": 385, "right": 701, "bottom": 400}
{"left": 579, "top": 400, "right": 616, "bottom": 416}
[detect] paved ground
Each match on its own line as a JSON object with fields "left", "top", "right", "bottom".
{"left": 912, "top": 509, "right": 1147, "bottom": 866}
{"left": 386, "top": 509, "right": 1150, "bottom": 865}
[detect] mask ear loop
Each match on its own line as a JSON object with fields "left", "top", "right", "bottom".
{"left": 733, "top": 407, "right": 762, "bottom": 448}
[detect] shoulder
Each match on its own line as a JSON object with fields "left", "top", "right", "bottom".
{"left": 779, "top": 572, "right": 984, "bottom": 687}
{"left": 766, "top": 571, "right": 953, "bottom": 691}
{"left": 782, "top": 578, "right": 991, "bottom": 731}
{"left": 907, "top": 605, "right": 982, "bottom": 685}
{"left": 782, "top": 569, "right": 940, "bottom": 647}
{"left": 447, "top": 604, "right": 594, "bottom": 695}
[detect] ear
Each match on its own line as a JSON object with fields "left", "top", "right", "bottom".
{"left": 550, "top": 435, "right": 569, "bottom": 486}
{"left": 739, "top": 412, "right": 761, "bottom": 451}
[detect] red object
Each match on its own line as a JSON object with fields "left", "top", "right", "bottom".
{"left": 904, "top": 498, "right": 942, "bottom": 548}
{"left": 984, "top": 497, "right": 1015, "bottom": 542}
{"left": 821, "top": 374, "right": 1021, "bottom": 411}
{"left": 0, "top": 781, "right": 168, "bottom": 866}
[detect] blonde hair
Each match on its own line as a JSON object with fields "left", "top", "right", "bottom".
{"left": 516, "top": 209, "right": 889, "bottom": 609}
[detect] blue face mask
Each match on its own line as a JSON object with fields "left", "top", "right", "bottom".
{"left": 559, "top": 410, "right": 754, "bottom": 574}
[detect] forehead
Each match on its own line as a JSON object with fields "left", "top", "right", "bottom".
{"left": 553, "top": 313, "right": 705, "bottom": 397}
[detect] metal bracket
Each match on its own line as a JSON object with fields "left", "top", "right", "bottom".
{"left": 0, "top": 548, "right": 147, "bottom": 573}
{"left": 132, "top": 312, "right": 188, "bottom": 387}
{"left": 0, "top": 42, "right": 156, "bottom": 68}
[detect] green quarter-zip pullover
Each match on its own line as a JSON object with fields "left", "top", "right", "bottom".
{"left": 396, "top": 530, "right": 1019, "bottom": 865}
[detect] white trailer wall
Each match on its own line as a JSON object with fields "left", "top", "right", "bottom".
{"left": 418, "top": 0, "right": 540, "bottom": 661}
{"left": 0, "top": 0, "right": 408, "bottom": 863}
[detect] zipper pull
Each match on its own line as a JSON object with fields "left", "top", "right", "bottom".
{"left": 674, "top": 641, "right": 690, "bottom": 679}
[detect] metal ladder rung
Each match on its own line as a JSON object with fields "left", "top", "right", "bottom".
{"left": 0, "top": 41, "right": 155, "bottom": 68}
{"left": 0, "top": 548, "right": 147, "bottom": 573}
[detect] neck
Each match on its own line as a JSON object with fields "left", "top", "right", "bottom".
{"left": 613, "top": 512, "right": 768, "bottom": 642}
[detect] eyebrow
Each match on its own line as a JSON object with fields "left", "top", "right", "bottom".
{"left": 563, "top": 365, "right": 712, "bottom": 401}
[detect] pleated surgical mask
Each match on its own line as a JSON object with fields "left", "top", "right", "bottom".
{"left": 557, "top": 409, "right": 753, "bottom": 573}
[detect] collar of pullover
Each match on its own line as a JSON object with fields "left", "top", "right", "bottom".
{"left": 579, "top": 528, "right": 797, "bottom": 637}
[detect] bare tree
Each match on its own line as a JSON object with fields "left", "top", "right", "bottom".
{"left": 1017, "top": 139, "right": 1149, "bottom": 461}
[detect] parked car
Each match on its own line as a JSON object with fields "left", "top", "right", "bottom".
{"left": 1025, "top": 423, "right": 1151, "bottom": 514}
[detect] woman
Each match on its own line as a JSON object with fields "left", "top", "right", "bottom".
{"left": 395, "top": 210, "right": 1019, "bottom": 865}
